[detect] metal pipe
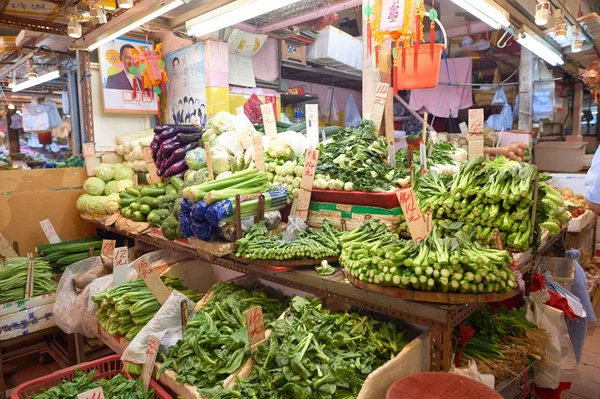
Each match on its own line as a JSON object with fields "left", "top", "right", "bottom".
{"left": 393, "top": 94, "right": 437, "bottom": 133}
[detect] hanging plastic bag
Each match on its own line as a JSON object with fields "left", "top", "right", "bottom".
{"left": 344, "top": 93, "right": 361, "bottom": 128}
{"left": 22, "top": 100, "right": 50, "bottom": 132}
{"left": 323, "top": 87, "right": 339, "bottom": 123}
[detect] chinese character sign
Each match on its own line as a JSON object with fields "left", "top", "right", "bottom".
{"left": 396, "top": 188, "right": 429, "bottom": 242}
{"left": 371, "top": 82, "right": 390, "bottom": 134}
{"left": 294, "top": 149, "right": 319, "bottom": 220}
{"left": 40, "top": 219, "right": 61, "bottom": 244}
{"left": 244, "top": 306, "right": 265, "bottom": 347}
{"left": 141, "top": 335, "right": 161, "bottom": 390}
{"left": 134, "top": 258, "right": 171, "bottom": 304}
{"left": 468, "top": 109, "right": 484, "bottom": 134}
{"left": 113, "top": 247, "right": 128, "bottom": 286}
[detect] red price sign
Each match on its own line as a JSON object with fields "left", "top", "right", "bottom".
{"left": 101, "top": 240, "right": 115, "bottom": 258}
{"left": 244, "top": 306, "right": 265, "bottom": 347}
{"left": 77, "top": 387, "right": 104, "bottom": 399}
{"left": 82, "top": 143, "right": 95, "bottom": 158}
{"left": 260, "top": 104, "right": 277, "bottom": 138}
{"left": 136, "top": 258, "right": 153, "bottom": 279}
{"left": 140, "top": 335, "right": 160, "bottom": 390}
{"left": 40, "top": 219, "right": 61, "bottom": 244}
{"left": 293, "top": 148, "right": 319, "bottom": 221}
{"left": 468, "top": 109, "right": 484, "bottom": 134}
{"left": 396, "top": 187, "right": 429, "bottom": 242}
{"left": 113, "top": 246, "right": 128, "bottom": 286}
{"left": 134, "top": 258, "right": 171, "bottom": 304}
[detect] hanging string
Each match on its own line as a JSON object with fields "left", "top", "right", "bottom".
{"left": 429, "top": 3, "right": 437, "bottom": 61}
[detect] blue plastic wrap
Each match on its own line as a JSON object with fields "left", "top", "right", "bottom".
{"left": 204, "top": 187, "right": 289, "bottom": 226}
{"left": 178, "top": 215, "right": 193, "bottom": 237}
{"left": 180, "top": 199, "right": 193, "bottom": 217}
{"left": 191, "top": 221, "right": 217, "bottom": 241}
{"left": 205, "top": 199, "right": 235, "bottom": 226}
{"left": 191, "top": 201, "right": 208, "bottom": 221}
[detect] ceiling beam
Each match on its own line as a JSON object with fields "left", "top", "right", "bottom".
{"left": 0, "top": 15, "right": 67, "bottom": 35}
{"left": 169, "top": 0, "right": 233, "bottom": 28}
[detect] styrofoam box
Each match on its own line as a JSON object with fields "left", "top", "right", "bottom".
{"left": 307, "top": 25, "right": 362, "bottom": 70}
{"left": 548, "top": 173, "right": 588, "bottom": 196}
{"left": 568, "top": 210, "right": 596, "bottom": 232}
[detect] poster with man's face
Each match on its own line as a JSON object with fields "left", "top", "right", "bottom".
{"left": 164, "top": 43, "right": 206, "bottom": 126}
{"left": 98, "top": 37, "right": 159, "bottom": 114}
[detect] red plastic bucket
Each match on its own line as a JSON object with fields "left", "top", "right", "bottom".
{"left": 395, "top": 44, "right": 444, "bottom": 90}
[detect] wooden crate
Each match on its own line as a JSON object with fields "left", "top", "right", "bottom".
{"left": 280, "top": 39, "right": 306, "bottom": 64}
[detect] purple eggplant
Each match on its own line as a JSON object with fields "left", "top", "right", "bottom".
{"left": 156, "top": 136, "right": 180, "bottom": 159}
{"left": 156, "top": 128, "right": 179, "bottom": 142}
{"left": 163, "top": 159, "right": 187, "bottom": 177}
{"left": 177, "top": 132, "right": 202, "bottom": 144}
{"left": 150, "top": 141, "right": 159, "bottom": 159}
{"left": 163, "top": 142, "right": 198, "bottom": 169}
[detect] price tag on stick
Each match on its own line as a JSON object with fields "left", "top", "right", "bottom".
{"left": 40, "top": 219, "right": 61, "bottom": 244}
{"left": 113, "top": 247, "right": 128, "bottom": 286}
{"left": 83, "top": 143, "right": 97, "bottom": 177}
{"left": 78, "top": 387, "right": 105, "bottom": 399}
{"left": 181, "top": 299, "right": 188, "bottom": 329}
{"left": 205, "top": 142, "right": 214, "bottom": 180}
{"left": 142, "top": 147, "right": 160, "bottom": 184}
{"left": 244, "top": 306, "right": 265, "bottom": 349}
{"left": 134, "top": 258, "right": 172, "bottom": 305}
{"left": 102, "top": 240, "right": 116, "bottom": 258}
{"left": 396, "top": 187, "right": 429, "bottom": 242}
{"left": 260, "top": 104, "right": 278, "bottom": 138}
{"left": 141, "top": 335, "right": 160, "bottom": 391}
{"left": 293, "top": 148, "right": 319, "bottom": 221}
{"left": 252, "top": 136, "right": 266, "bottom": 172}
{"left": 305, "top": 104, "right": 319, "bottom": 148}
{"left": 371, "top": 82, "right": 390, "bottom": 135}
{"left": 467, "top": 109, "right": 485, "bottom": 160}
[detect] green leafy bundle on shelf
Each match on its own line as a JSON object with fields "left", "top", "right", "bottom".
{"left": 0, "top": 258, "right": 56, "bottom": 303}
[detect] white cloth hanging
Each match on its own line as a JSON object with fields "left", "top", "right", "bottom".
{"left": 22, "top": 99, "right": 49, "bottom": 132}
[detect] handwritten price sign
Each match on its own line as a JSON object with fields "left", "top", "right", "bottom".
{"left": 82, "top": 143, "right": 97, "bottom": 177}
{"left": 253, "top": 136, "right": 265, "bottom": 172}
{"left": 113, "top": 246, "right": 128, "bottom": 286}
{"left": 101, "top": 240, "right": 115, "bottom": 258}
{"left": 40, "top": 219, "right": 61, "bottom": 244}
{"left": 244, "top": 306, "right": 265, "bottom": 348}
{"left": 305, "top": 104, "right": 319, "bottom": 148}
{"left": 371, "top": 82, "right": 390, "bottom": 135}
{"left": 468, "top": 109, "right": 484, "bottom": 134}
{"left": 134, "top": 258, "right": 171, "bottom": 304}
{"left": 141, "top": 335, "right": 160, "bottom": 390}
{"left": 293, "top": 148, "right": 319, "bottom": 221}
{"left": 77, "top": 387, "right": 104, "bottom": 399}
{"left": 260, "top": 104, "right": 277, "bottom": 138}
{"left": 396, "top": 187, "right": 429, "bottom": 242}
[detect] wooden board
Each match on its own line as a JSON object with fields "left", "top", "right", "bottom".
{"left": 228, "top": 254, "right": 338, "bottom": 269}
{"left": 0, "top": 168, "right": 94, "bottom": 255}
{"left": 344, "top": 271, "right": 519, "bottom": 304}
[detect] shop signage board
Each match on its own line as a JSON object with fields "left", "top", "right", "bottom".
{"left": 83, "top": 143, "right": 97, "bottom": 177}
{"left": 113, "top": 247, "right": 128, "bottom": 286}
{"left": 244, "top": 306, "right": 265, "bottom": 348}
{"left": 142, "top": 147, "right": 160, "bottom": 184}
{"left": 305, "top": 104, "right": 319, "bottom": 148}
{"left": 78, "top": 387, "right": 105, "bottom": 399}
{"left": 293, "top": 148, "right": 319, "bottom": 220}
{"left": 40, "top": 219, "right": 61, "bottom": 244}
{"left": 467, "top": 109, "right": 484, "bottom": 160}
{"left": 371, "top": 82, "right": 390, "bottom": 135}
{"left": 260, "top": 103, "right": 278, "bottom": 138}
{"left": 252, "top": 136, "right": 266, "bottom": 172}
{"left": 396, "top": 187, "right": 428, "bottom": 242}
{"left": 134, "top": 258, "right": 171, "bottom": 305}
{"left": 141, "top": 335, "right": 160, "bottom": 390}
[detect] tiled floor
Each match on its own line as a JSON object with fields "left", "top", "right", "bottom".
{"left": 561, "top": 298, "right": 600, "bottom": 399}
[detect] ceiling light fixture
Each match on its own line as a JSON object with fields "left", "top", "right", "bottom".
{"left": 535, "top": 1, "right": 551, "bottom": 26}
{"left": 117, "top": 0, "right": 134, "bottom": 8}
{"left": 74, "top": 0, "right": 185, "bottom": 51}
{"left": 516, "top": 27, "right": 564, "bottom": 66}
{"left": 12, "top": 70, "right": 60, "bottom": 93}
{"left": 571, "top": 26, "right": 583, "bottom": 53}
{"left": 68, "top": 15, "right": 83, "bottom": 38}
{"left": 91, "top": 6, "right": 107, "bottom": 24}
{"left": 27, "top": 60, "right": 37, "bottom": 80}
{"left": 554, "top": 9, "right": 567, "bottom": 40}
{"left": 448, "top": 0, "right": 510, "bottom": 30}
{"left": 7, "top": 71, "right": 16, "bottom": 89}
{"left": 7, "top": 103, "right": 15, "bottom": 110}
{"left": 186, "top": 0, "right": 302, "bottom": 37}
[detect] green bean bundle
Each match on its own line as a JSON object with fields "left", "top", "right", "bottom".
{"left": 0, "top": 258, "right": 56, "bottom": 303}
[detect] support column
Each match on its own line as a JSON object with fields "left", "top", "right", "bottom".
{"left": 78, "top": 50, "right": 95, "bottom": 146}
{"left": 6, "top": 109, "right": 19, "bottom": 156}
{"left": 518, "top": 49, "right": 534, "bottom": 131}
{"left": 572, "top": 82, "right": 583, "bottom": 138}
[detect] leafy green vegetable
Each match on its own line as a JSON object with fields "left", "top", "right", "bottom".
{"left": 83, "top": 177, "right": 106, "bottom": 196}
{"left": 315, "top": 260, "right": 336, "bottom": 276}
{"left": 94, "top": 163, "right": 115, "bottom": 182}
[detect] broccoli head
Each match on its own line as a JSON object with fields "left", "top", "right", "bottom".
{"left": 159, "top": 194, "right": 177, "bottom": 210}
{"left": 161, "top": 215, "right": 180, "bottom": 240}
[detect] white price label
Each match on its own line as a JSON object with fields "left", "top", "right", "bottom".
{"left": 83, "top": 143, "right": 97, "bottom": 177}
{"left": 78, "top": 387, "right": 104, "bottom": 399}
{"left": 135, "top": 258, "right": 171, "bottom": 305}
{"left": 260, "top": 104, "right": 277, "bottom": 138}
{"left": 40, "top": 219, "right": 61, "bottom": 244}
{"left": 113, "top": 246, "right": 128, "bottom": 286}
{"left": 305, "top": 104, "right": 319, "bottom": 148}
{"left": 141, "top": 335, "right": 160, "bottom": 390}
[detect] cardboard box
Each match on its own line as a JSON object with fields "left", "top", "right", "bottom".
{"left": 280, "top": 39, "right": 306, "bottom": 64}
{"left": 534, "top": 142, "right": 586, "bottom": 172}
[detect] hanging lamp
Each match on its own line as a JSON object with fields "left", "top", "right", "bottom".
{"left": 535, "top": 1, "right": 551, "bottom": 26}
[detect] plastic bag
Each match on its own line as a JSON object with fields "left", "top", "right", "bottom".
{"left": 122, "top": 290, "right": 195, "bottom": 364}
{"left": 449, "top": 360, "right": 495, "bottom": 389}
{"left": 344, "top": 93, "right": 361, "bottom": 128}
{"left": 277, "top": 131, "right": 310, "bottom": 158}
{"left": 22, "top": 100, "right": 50, "bottom": 132}
{"left": 283, "top": 216, "right": 307, "bottom": 242}
{"left": 54, "top": 256, "right": 104, "bottom": 335}
{"left": 526, "top": 291, "right": 579, "bottom": 388}
{"left": 564, "top": 250, "right": 596, "bottom": 322}
{"left": 323, "top": 88, "right": 339, "bottom": 123}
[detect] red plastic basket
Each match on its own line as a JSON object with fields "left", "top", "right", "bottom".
{"left": 311, "top": 189, "right": 401, "bottom": 209}
{"left": 10, "top": 355, "right": 171, "bottom": 399}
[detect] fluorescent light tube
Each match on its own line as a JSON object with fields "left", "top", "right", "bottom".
{"left": 186, "top": 0, "right": 301, "bottom": 37}
{"left": 450, "top": 0, "right": 510, "bottom": 29}
{"left": 12, "top": 70, "right": 60, "bottom": 92}
{"left": 516, "top": 28, "right": 564, "bottom": 66}
{"left": 86, "top": 0, "right": 183, "bottom": 51}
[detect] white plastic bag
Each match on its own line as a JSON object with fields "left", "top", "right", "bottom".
{"left": 344, "top": 93, "right": 361, "bottom": 128}
{"left": 526, "top": 291, "right": 579, "bottom": 388}
{"left": 323, "top": 88, "right": 339, "bottom": 123}
{"left": 22, "top": 100, "right": 50, "bottom": 132}
{"left": 449, "top": 360, "right": 495, "bottom": 389}
{"left": 122, "top": 291, "right": 194, "bottom": 364}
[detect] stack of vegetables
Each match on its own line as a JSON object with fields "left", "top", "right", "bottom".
{"left": 395, "top": 141, "right": 467, "bottom": 175}
{"left": 77, "top": 163, "right": 135, "bottom": 217}
{"left": 176, "top": 169, "right": 288, "bottom": 241}
{"left": 315, "top": 120, "right": 408, "bottom": 192}
{"left": 235, "top": 220, "right": 340, "bottom": 261}
{"left": 157, "top": 282, "right": 287, "bottom": 391}
{"left": 118, "top": 179, "right": 181, "bottom": 224}
{"left": 453, "top": 305, "right": 548, "bottom": 380}
{"left": 0, "top": 257, "right": 56, "bottom": 303}
{"left": 536, "top": 177, "right": 571, "bottom": 237}
{"left": 265, "top": 138, "right": 303, "bottom": 202}
{"left": 412, "top": 156, "right": 538, "bottom": 250}
{"left": 203, "top": 295, "right": 407, "bottom": 399}
{"left": 115, "top": 128, "right": 155, "bottom": 172}
{"left": 92, "top": 278, "right": 201, "bottom": 340}
{"left": 30, "top": 370, "right": 156, "bottom": 399}
{"left": 150, "top": 124, "right": 203, "bottom": 179}
{"left": 340, "top": 219, "right": 517, "bottom": 294}
{"left": 557, "top": 187, "right": 588, "bottom": 218}
{"left": 36, "top": 237, "right": 102, "bottom": 273}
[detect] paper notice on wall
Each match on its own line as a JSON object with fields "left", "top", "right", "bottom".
{"left": 229, "top": 54, "right": 256, "bottom": 88}
{"left": 227, "top": 28, "right": 268, "bottom": 58}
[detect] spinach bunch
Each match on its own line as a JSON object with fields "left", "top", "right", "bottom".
{"left": 157, "top": 282, "right": 287, "bottom": 391}
{"left": 208, "top": 296, "right": 406, "bottom": 399}
{"left": 31, "top": 370, "right": 154, "bottom": 399}
{"left": 316, "top": 120, "right": 405, "bottom": 192}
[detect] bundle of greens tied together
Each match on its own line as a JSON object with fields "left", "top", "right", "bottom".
{"left": 0, "top": 258, "right": 56, "bottom": 303}
{"left": 340, "top": 220, "right": 516, "bottom": 294}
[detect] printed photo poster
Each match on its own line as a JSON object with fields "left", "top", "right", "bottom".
{"left": 98, "top": 37, "right": 159, "bottom": 114}
{"left": 164, "top": 43, "right": 207, "bottom": 126}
